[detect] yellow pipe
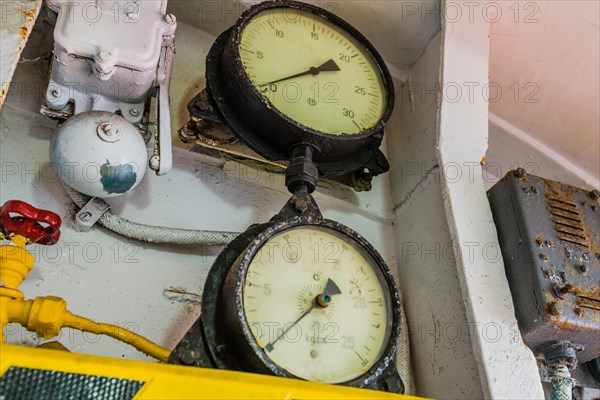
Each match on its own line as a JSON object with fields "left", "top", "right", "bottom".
{"left": 0, "top": 235, "right": 170, "bottom": 361}
{"left": 63, "top": 313, "right": 171, "bottom": 362}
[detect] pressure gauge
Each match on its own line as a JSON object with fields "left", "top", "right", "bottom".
{"left": 187, "top": 0, "right": 394, "bottom": 179}
{"left": 170, "top": 192, "right": 404, "bottom": 393}
{"left": 237, "top": 6, "right": 388, "bottom": 136}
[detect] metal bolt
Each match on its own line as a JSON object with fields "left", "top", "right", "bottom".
{"left": 551, "top": 284, "right": 564, "bottom": 300}
{"left": 129, "top": 108, "right": 139, "bottom": 117}
{"left": 216, "top": 345, "right": 225, "bottom": 357}
{"left": 313, "top": 274, "right": 320, "bottom": 281}
{"left": 559, "top": 284, "right": 575, "bottom": 294}
{"left": 310, "top": 350, "right": 318, "bottom": 358}
{"left": 514, "top": 167, "right": 526, "bottom": 178}
{"left": 293, "top": 198, "right": 308, "bottom": 213}
{"left": 164, "top": 13, "right": 176, "bottom": 24}
{"left": 50, "top": 89, "right": 60, "bottom": 98}
{"left": 179, "top": 349, "right": 198, "bottom": 365}
{"left": 589, "top": 189, "right": 600, "bottom": 200}
{"left": 97, "top": 122, "right": 121, "bottom": 142}
{"left": 78, "top": 212, "right": 92, "bottom": 222}
{"left": 149, "top": 154, "right": 160, "bottom": 171}
{"left": 96, "top": 50, "right": 112, "bottom": 63}
{"left": 99, "top": 123, "right": 118, "bottom": 135}
{"left": 548, "top": 302, "right": 560, "bottom": 316}
{"left": 579, "top": 264, "right": 588, "bottom": 273}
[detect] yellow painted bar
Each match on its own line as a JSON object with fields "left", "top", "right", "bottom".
{"left": 0, "top": 344, "right": 425, "bottom": 399}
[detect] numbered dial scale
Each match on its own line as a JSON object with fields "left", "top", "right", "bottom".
{"left": 189, "top": 0, "right": 395, "bottom": 177}
{"left": 170, "top": 193, "right": 404, "bottom": 392}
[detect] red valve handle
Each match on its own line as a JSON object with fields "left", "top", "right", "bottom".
{"left": 0, "top": 200, "right": 61, "bottom": 245}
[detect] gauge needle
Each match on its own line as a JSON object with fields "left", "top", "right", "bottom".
{"left": 259, "top": 59, "right": 341, "bottom": 86}
{"left": 263, "top": 278, "right": 342, "bottom": 353}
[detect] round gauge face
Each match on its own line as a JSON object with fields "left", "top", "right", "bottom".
{"left": 238, "top": 7, "right": 389, "bottom": 136}
{"left": 241, "top": 226, "right": 393, "bottom": 383}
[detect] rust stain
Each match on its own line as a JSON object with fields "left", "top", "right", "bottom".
{"left": 480, "top": 155, "right": 486, "bottom": 166}
{"left": 19, "top": 26, "right": 28, "bottom": 39}
{"left": 21, "top": 8, "right": 37, "bottom": 20}
{"left": 535, "top": 235, "right": 544, "bottom": 247}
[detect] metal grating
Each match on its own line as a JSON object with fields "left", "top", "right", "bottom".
{"left": 0, "top": 367, "right": 144, "bottom": 400}
{"left": 547, "top": 195, "right": 590, "bottom": 248}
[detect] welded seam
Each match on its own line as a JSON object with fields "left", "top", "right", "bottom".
{"left": 392, "top": 164, "right": 440, "bottom": 214}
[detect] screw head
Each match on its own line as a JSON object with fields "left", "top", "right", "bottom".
{"left": 548, "top": 302, "right": 561, "bottom": 316}
{"left": 514, "top": 167, "right": 526, "bottom": 178}
{"left": 129, "top": 108, "right": 139, "bottom": 117}
{"left": 78, "top": 212, "right": 92, "bottom": 222}
{"left": 164, "top": 13, "right": 176, "bottom": 24}
{"left": 96, "top": 50, "right": 112, "bottom": 63}
{"left": 293, "top": 198, "right": 308, "bottom": 212}
{"left": 97, "top": 122, "right": 121, "bottom": 143}
{"left": 590, "top": 189, "right": 600, "bottom": 200}
{"left": 179, "top": 349, "right": 198, "bottom": 365}
{"left": 50, "top": 89, "right": 60, "bottom": 98}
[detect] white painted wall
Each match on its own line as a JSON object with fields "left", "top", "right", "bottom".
{"left": 487, "top": 0, "right": 600, "bottom": 190}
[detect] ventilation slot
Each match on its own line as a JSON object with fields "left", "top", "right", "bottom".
{"left": 547, "top": 196, "right": 590, "bottom": 248}
{"left": 577, "top": 293, "right": 600, "bottom": 312}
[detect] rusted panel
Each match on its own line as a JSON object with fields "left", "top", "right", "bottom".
{"left": 489, "top": 171, "right": 600, "bottom": 364}
{"left": 0, "top": 0, "right": 42, "bottom": 109}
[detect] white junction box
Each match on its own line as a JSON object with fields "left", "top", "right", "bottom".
{"left": 44, "top": 0, "right": 176, "bottom": 122}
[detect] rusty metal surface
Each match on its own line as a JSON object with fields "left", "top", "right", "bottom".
{"left": 488, "top": 170, "right": 600, "bottom": 366}
{"left": 0, "top": 0, "right": 42, "bottom": 109}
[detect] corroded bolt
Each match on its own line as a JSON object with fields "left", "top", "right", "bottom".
{"left": 293, "top": 198, "right": 308, "bottom": 213}
{"left": 179, "top": 349, "right": 198, "bottom": 365}
{"left": 590, "top": 189, "right": 600, "bottom": 200}
{"left": 548, "top": 302, "right": 560, "bottom": 316}
{"left": 514, "top": 167, "right": 526, "bottom": 178}
{"left": 98, "top": 123, "right": 118, "bottom": 136}
{"left": 97, "top": 123, "right": 121, "bottom": 143}
{"left": 164, "top": 13, "right": 176, "bottom": 24}
{"left": 559, "top": 284, "right": 575, "bottom": 294}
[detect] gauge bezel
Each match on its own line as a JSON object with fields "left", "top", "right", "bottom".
{"left": 204, "top": 0, "right": 395, "bottom": 174}
{"left": 220, "top": 217, "right": 402, "bottom": 388}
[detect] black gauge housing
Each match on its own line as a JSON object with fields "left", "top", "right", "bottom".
{"left": 169, "top": 191, "right": 404, "bottom": 393}
{"left": 190, "top": 0, "right": 395, "bottom": 177}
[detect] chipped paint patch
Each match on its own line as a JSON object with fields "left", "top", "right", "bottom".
{"left": 0, "top": 0, "right": 42, "bottom": 109}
